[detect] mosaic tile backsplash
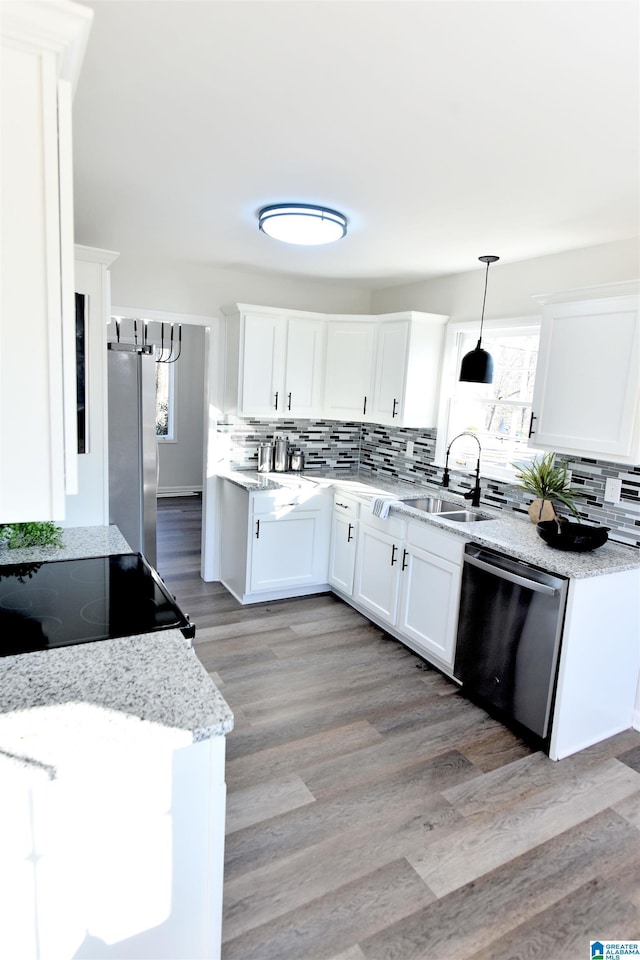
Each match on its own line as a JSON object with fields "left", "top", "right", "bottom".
{"left": 218, "top": 415, "right": 640, "bottom": 548}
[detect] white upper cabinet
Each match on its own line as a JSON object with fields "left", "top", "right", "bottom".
{"left": 531, "top": 283, "right": 640, "bottom": 463}
{"left": 224, "top": 305, "right": 326, "bottom": 419}
{"left": 323, "top": 319, "right": 377, "bottom": 421}
{"left": 1, "top": 1, "right": 93, "bottom": 521}
{"left": 284, "top": 314, "right": 327, "bottom": 418}
{"left": 370, "top": 313, "right": 448, "bottom": 428}
{"left": 225, "top": 305, "right": 448, "bottom": 428}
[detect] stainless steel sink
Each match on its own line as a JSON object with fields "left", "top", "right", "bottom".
{"left": 438, "top": 510, "right": 491, "bottom": 522}
{"left": 401, "top": 496, "right": 464, "bottom": 514}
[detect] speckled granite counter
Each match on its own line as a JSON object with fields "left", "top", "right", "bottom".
{"left": 219, "top": 468, "right": 640, "bottom": 579}
{"left": 0, "top": 523, "right": 131, "bottom": 564}
{"left": 0, "top": 526, "right": 234, "bottom": 785}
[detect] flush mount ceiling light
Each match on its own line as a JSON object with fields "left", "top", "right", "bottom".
{"left": 459, "top": 255, "right": 500, "bottom": 384}
{"left": 258, "top": 203, "right": 347, "bottom": 245}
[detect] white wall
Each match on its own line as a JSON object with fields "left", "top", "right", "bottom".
{"left": 370, "top": 237, "right": 640, "bottom": 319}
{"left": 108, "top": 257, "right": 373, "bottom": 317}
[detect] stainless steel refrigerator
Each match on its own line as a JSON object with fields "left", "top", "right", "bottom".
{"left": 107, "top": 342, "right": 158, "bottom": 568}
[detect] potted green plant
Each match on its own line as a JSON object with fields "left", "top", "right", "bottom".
{"left": 512, "top": 452, "right": 581, "bottom": 523}
{"left": 0, "top": 521, "right": 63, "bottom": 550}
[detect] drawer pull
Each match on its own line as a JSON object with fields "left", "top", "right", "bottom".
{"left": 335, "top": 501, "right": 349, "bottom": 510}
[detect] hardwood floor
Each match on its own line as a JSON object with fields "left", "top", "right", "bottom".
{"left": 157, "top": 496, "right": 640, "bottom": 960}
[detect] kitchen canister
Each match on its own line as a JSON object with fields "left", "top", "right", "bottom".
{"left": 289, "top": 450, "right": 305, "bottom": 471}
{"left": 257, "top": 442, "right": 273, "bottom": 473}
{"left": 273, "top": 436, "right": 289, "bottom": 472}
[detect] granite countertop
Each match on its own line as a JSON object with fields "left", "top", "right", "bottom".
{"left": 0, "top": 524, "right": 132, "bottom": 564}
{"left": 0, "top": 526, "right": 234, "bottom": 784}
{"left": 219, "top": 468, "right": 640, "bottom": 580}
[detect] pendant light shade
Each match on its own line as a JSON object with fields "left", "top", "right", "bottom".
{"left": 459, "top": 255, "right": 499, "bottom": 384}
{"left": 258, "top": 203, "right": 347, "bottom": 245}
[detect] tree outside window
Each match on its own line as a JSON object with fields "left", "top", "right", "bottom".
{"left": 155, "top": 349, "right": 176, "bottom": 440}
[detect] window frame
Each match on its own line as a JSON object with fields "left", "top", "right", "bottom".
{"left": 434, "top": 315, "right": 542, "bottom": 483}
{"left": 155, "top": 345, "right": 178, "bottom": 444}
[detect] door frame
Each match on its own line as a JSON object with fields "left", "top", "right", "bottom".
{"left": 112, "top": 304, "right": 223, "bottom": 581}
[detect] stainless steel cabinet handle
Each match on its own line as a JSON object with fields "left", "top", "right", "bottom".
{"left": 465, "top": 553, "right": 557, "bottom": 595}
{"left": 347, "top": 523, "right": 354, "bottom": 542}
{"left": 255, "top": 519, "right": 260, "bottom": 539}
{"left": 391, "top": 544, "right": 398, "bottom": 566}
{"left": 392, "top": 398, "right": 399, "bottom": 418}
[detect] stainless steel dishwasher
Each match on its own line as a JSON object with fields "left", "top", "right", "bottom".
{"left": 453, "top": 543, "right": 568, "bottom": 747}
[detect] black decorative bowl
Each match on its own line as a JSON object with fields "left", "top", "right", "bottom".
{"left": 537, "top": 519, "right": 610, "bottom": 552}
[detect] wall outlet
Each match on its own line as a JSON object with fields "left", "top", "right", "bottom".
{"left": 406, "top": 440, "right": 414, "bottom": 457}
{"left": 604, "top": 477, "right": 622, "bottom": 503}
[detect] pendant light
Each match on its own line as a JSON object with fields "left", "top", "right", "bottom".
{"left": 459, "top": 255, "right": 499, "bottom": 383}
{"left": 258, "top": 203, "right": 347, "bottom": 245}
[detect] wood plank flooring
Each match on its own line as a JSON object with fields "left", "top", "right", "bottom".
{"left": 157, "top": 496, "right": 640, "bottom": 960}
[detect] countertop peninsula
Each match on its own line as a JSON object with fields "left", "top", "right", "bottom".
{"left": 0, "top": 525, "right": 234, "bottom": 786}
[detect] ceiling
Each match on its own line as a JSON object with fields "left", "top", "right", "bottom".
{"left": 72, "top": 0, "right": 640, "bottom": 287}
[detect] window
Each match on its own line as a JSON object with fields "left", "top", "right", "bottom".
{"left": 155, "top": 349, "right": 176, "bottom": 441}
{"left": 435, "top": 319, "right": 541, "bottom": 481}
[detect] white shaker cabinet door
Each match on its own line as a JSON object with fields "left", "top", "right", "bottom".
{"left": 249, "top": 510, "right": 329, "bottom": 592}
{"left": 370, "top": 320, "right": 409, "bottom": 424}
{"left": 353, "top": 522, "right": 404, "bottom": 626}
{"left": 328, "top": 511, "right": 358, "bottom": 596}
{"left": 530, "top": 293, "right": 640, "bottom": 462}
{"left": 398, "top": 546, "right": 461, "bottom": 667}
{"left": 239, "top": 311, "right": 286, "bottom": 417}
{"left": 284, "top": 317, "right": 326, "bottom": 418}
{"left": 324, "top": 321, "right": 377, "bottom": 421}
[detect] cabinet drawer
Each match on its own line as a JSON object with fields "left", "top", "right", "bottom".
{"left": 359, "top": 512, "right": 407, "bottom": 539}
{"left": 252, "top": 488, "right": 329, "bottom": 516}
{"left": 332, "top": 493, "right": 360, "bottom": 519}
{"left": 406, "top": 520, "right": 465, "bottom": 564}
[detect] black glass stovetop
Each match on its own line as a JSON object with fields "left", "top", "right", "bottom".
{"left": 0, "top": 553, "right": 194, "bottom": 657}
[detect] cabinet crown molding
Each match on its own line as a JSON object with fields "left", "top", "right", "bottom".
{"left": 1, "top": 0, "right": 93, "bottom": 92}
{"left": 223, "top": 303, "right": 448, "bottom": 325}
{"left": 75, "top": 244, "right": 120, "bottom": 266}
{"left": 533, "top": 279, "right": 640, "bottom": 305}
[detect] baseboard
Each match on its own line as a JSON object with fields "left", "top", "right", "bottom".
{"left": 157, "top": 486, "right": 202, "bottom": 498}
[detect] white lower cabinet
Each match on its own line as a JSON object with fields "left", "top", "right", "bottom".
{"left": 397, "top": 524, "right": 464, "bottom": 667}
{"left": 352, "top": 514, "right": 463, "bottom": 670}
{"left": 328, "top": 494, "right": 360, "bottom": 596}
{"left": 219, "top": 479, "right": 330, "bottom": 603}
{"left": 353, "top": 514, "right": 406, "bottom": 626}
{"left": 250, "top": 509, "right": 328, "bottom": 593}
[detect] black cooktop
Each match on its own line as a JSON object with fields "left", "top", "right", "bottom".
{"left": 0, "top": 553, "right": 194, "bottom": 657}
